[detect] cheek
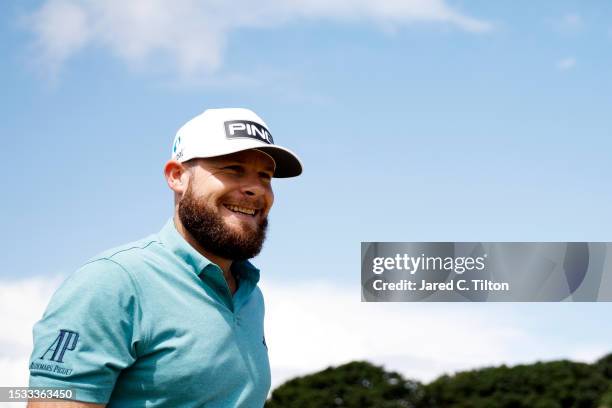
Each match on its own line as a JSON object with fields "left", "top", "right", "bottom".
{"left": 187, "top": 191, "right": 220, "bottom": 212}
{"left": 191, "top": 178, "right": 228, "bottom": 204}
{"left": 266, "top": 189, "right": 275, "bottom": 210}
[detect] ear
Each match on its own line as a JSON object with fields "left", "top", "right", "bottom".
{"left": 164, "top": 160, "right": 189, "bottom": 194}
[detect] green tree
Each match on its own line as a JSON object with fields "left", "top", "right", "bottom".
{"left": 422, "top": 360, "right": 609, "bottom": 408}
{"left": 596, "top": 354, "right": 612, "bottom": 381}
{"left": 600, "top": 388, "right": 612, "bottom": 408}
{"left": 265, "top": 361, "right": 424, "bottom": 408}
{"left": 267, "top": 355, "right": 612, "bottom": 407}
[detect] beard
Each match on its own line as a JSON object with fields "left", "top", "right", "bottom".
{"left": 178, "top": 183, "right": 268, "bottom": 261}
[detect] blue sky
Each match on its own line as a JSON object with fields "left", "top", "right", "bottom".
{"left": 1, "top": 0, "right": 612, "bottom": 388}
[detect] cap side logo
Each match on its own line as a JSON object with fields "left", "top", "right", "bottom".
{"left": 224, "top": 120, "right": 274, "bottom": 144}
{"left": 173, "top": 135, "right": 183, "bottom": 160}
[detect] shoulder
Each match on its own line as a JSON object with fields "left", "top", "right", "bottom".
{"left": 55, "top": 234, "right": 161, "bottom": 301}
{"left": 89, "top": 233, "right": 160, "bottom": 267}
{"left": 48, "top": 258, "right": 135, "bottom": 313}
{"left": 81, "top": 233, "right": 163, "bottom": 280}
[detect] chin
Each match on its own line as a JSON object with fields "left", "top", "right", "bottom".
{"left": 224, "top": 219, "right": 257, "bottom": 234}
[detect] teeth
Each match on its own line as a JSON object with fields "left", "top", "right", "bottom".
{"left": 226, "top": 204, "right": 256, "bottom": 215}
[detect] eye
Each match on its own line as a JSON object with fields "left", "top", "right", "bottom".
{"left": 259, "top": 171, "right": 273, "bottom": 181}
{"left": 223, "top": 165, "right": 244, "bottom": 174}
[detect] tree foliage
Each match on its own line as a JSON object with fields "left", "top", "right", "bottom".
{"left": 266, "top": 355, "right": 612, "bottom": 408}
{"left": 422, "top": 360, "right": 608, "bottom": 408}
{"left": 266, "top": 361, "right": 424, "bottom": 408}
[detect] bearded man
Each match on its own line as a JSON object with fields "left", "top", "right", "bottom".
{"left": 27, "top": 108, "right": 303, "bottom": 407}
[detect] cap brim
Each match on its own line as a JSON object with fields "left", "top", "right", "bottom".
{"left": 253, "top": 146, "right": 302, "bottom": 178}
{"left": 178, "top": 139, "right": 303, "bottom": 178}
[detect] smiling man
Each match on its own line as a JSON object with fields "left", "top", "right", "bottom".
{"left": 28, "top": 108, "right": 302, "bottom": 407}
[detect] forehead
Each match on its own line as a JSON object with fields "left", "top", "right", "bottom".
{"left": 195, "top": 150, "right": 276, "bottom": 172}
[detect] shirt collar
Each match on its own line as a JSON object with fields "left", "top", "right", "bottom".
{"left": 158, "top": 217, "right": 260, "bottom": 285}
{"left": 159, "top": 217, "right": 211, "bottom": 276}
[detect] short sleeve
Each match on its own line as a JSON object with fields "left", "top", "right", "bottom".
{"left": 28, "top": 258, "right": 144, "bottom": 403}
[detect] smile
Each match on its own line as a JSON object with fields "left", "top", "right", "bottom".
{"left": 223, "top": 204, "right": 258, "bottom": 216}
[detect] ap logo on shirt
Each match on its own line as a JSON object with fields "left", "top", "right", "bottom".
{"left": 40, "top": 329, "right": 79, "bottom": 363}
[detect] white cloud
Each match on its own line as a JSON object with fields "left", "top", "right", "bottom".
{"left": 557, "top": 57, "right": 576, "bottom": 70}
{"left": 25, "top": 0, "right": 91, "bottom": 78}
{"left": 263, "top": 280, "right": 530, "bottom": 386}
{"left": 0, "top": 275, "right": 64, "bottom": 391}
{"left": 569, "top": 344, "right": 612, "bottom": 364}
{"left": 23, "top": 0, "right": 492, "bottom": 78}
{"left": 261, "top": 280, "right": 609, "bottom": 388}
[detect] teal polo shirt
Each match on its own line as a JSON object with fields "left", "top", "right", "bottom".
{"left": 29, "top": 218, "right": 271, "bottom": 407}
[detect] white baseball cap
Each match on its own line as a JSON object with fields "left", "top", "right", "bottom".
{"left": 171, "top": 108, "right": 302, "bottom": 178}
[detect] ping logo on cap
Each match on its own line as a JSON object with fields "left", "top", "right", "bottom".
{"left": 224, "top": 120, "right": 274, "bottom": 144}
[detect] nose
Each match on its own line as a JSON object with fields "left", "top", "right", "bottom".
{"left": 240, "top": 172, "right": 270, "bottom": 198}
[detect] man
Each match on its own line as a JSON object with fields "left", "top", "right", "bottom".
{"left": 27, "top": 108, "right": 302, "bottom": 407}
